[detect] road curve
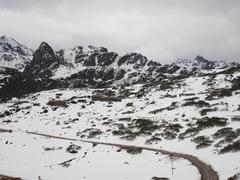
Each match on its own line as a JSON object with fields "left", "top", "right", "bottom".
{"left": 1, "top": 129, "right": 219, "bottom": 180}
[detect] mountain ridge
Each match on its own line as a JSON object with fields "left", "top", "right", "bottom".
{"left": 0, "top": 36, "right": 33, "bottom": 71}
{"left": 0, "top": 36, "right": 240, "bottom": 179}
{"left": 0, "top": 36, "right": 239, "bottom": 98}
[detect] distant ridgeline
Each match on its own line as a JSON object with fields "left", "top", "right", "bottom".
{"left": 0, "top": 35, "right": 239, "bottom": 98}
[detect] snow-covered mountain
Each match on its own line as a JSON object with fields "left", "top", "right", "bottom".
{"left": 24, "top": 42, "right": 63, "bottom": 79}
{"left": 0, "top": 36, "right": 240, "bottom": 180}
{"left": 174, "top": 55, "right": 238, "bottom": 72}
{"left": 0, "top": 36, "right": 239, "bottom": 98}
{"left": 0, "top": 36, "right": 238, "bottom": 79}
{"left": 0, "top": 36, "right": 33, "bottom": 71}
{"left": 1, "top": 66, "right": 240, "bottom": 179}
{"left": 24, "top": 42, "right": 173, "bottom": 86}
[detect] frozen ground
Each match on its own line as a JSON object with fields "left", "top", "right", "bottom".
{"left": 0, "top": 132, "right": 199, "bottom": 180}
{"left": 0, "top": 72, "right": 240, "bottom": 180}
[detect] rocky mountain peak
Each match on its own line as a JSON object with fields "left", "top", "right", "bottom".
{"left": 1, "top": 36, "right": 239, "bottom": 96}
{"left": 0, "top": 35, "right": 14, "bottom": 43}
{"left": 176, "top": 56, "right": 210, "bottom": 66}
{"left": 39, "top": 41, "right": 52, "bottom": 50}
{"left": 87, "top": 45, "right": 108, "bottom": 53}
{"left": 194, "top": 55, "right": 210, "bottom": 64}
{"left": 118, "top": 53, "right": 148, "bottom": 68}
{"left": 0, "top": 35, "right": 33, "bottom": 71}
{"left": 24, "top": 42, "right": 61, "bottom": 78}
{"left": 175, "top": 55, "right": 232, "bottom": 71}
{"left": 0, "top": 35, "right": 8, "bottom": 42}
{"left": 0, "top": 36, "right": 31, "bottom": 53}
{"left": 37, "top": 42, "right": 55, "bottom": 58}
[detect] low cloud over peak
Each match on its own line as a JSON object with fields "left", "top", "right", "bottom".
{"left": 1, "top": 0, "right": 240, "bottom": 63}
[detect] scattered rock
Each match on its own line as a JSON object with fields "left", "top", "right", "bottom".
{"left": 182, "top": 100, "right": 210, "bottom": 108}
{"left": 193, "top": 136, "right": 213, "bottom": 149}
{"left": 200, "top": 108, "right": 218, "bottom": 116}
{"left": 126, "top": 147, "right": 142, "bottom": 155}
{"left": 196, "top": 117, "right": 228, "bottom": 128}
{"left": 152, "top": 176, "right": 169, "bottom": 180}
{"left": 179, "top": 127, "right": 200, "bottom": 139}
{"left": 0, "top": 110, "right": 12, "bottom": 118}
{"left": 219, "top": 139, "right": 240, "bottom": 154}
{"left": 118, "top": 117, "right": 131, "bottom": 122}
{"left": 213, "top": 127, "right": 233, "bottom": 139}
{"left": 162, "top": 131, "right": 177, "bottom": 140}
{"left": 0, "top": 129, "right": 12, "bottom": 133}
{"left": 150, "top": 102, "right": 178, "bottom": 114}
{"left": 66, "top": 144, "right": 81, "bottom": 154}
{"left": 231, "top": 116, "right": 240, "bottom": 121}
{"left": 0, "top": 175, "right": 22, "bottom": 180}
{"left": 227, "top": 173, "right": 240, "bottom": 180}
{"left": 120, "top": 135, "right": 136, "bottom": 141}
{"left": 116, "top": 148, "right": 122, "bottom": 152}
{"left": 42, "top": 109, "right": 48, "bottom": 113}
{"left": 126, "top": 102, "right": 133, "bottom": 107}
{"left": 145, "top": 137, "right": 162, "bottom": 145}
{"left": 88, "top": 129, "right": 102, "bottom": 138}
{"left": 92, "top": 95, "right": 122, "bottom": 102}
{"left": 44, "top": 146, "right": 62, "bottom": 151}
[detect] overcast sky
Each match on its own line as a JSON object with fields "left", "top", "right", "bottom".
{"left": 0, "top": 0, "right": 240, "bottom": 63}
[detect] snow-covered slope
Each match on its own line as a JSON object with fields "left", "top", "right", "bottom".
{"left": 54, "top": 45, "right": 165, "bottom": 85}
{"left": 24, "top": 42, "right": 239, "bottom": 88}
{"left": 0, "top": 36, "right": 240, "bottom": 180}
{"left": 0, "top": 68, "right": 240, "bottom": 179}
{"left": 53, "top": 45, "right": 120, "bottom": 79}
{"left": 175, "top": 55, "right": 236, "bottom": 72}
{"left": 1, "top": 37, "right": 239, "bottom": 97}
{"left": 0, "top": 36, "right": 33, "bottom": 71}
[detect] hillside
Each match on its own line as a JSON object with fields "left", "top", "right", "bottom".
{"left": 0, "top": 36, "right": 240, "bottom": 180}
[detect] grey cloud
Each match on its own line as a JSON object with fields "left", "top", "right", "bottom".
{"left": 1, "top": 0, "right": 239, "bottom": 14}
{"left": 0, "top": 0, "right": 240, "bottom": 63}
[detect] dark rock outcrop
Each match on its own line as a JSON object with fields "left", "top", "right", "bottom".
{"left": 1, "top": 37, "right": 239, "bottom": 99}
{"left": 24, "top": 42, "right": 62, "bottom": 78}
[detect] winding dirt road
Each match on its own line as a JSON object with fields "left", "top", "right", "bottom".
{"left": 1, "top": 129, "right": 219, "bottom": 180}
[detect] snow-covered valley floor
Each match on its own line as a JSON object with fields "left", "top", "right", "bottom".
{"left": 0, "top": 73, "right": 240, "bottom": 180}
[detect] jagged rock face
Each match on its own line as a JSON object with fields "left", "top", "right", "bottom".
{"left": 54, "top": 45, "right": 122, "bottom": 86}
{"left": 147, "top": 60, "right": 161, "bottom": 67}
{"left": 82, "top": 46, "right": 116, "bottom": 67}
{"left": 54, "top": 46, "right": 181, "bottom": 87}
{"left": 0, "top": 67, "right": 24, "bottom": 90}
{"left": 193, "top": 56, "right": 215, "bottom": 70}
{"left": 24, "top": 42, "right": 61, "bottom": 78}
{"left": 175, "top": 55, "right": 232, "bottom": 71}
{"left": 97, "top": 52, "right": 118, "bottom": 67}
{"left": 68, "top": 68, "right": 115, "bottom": 88}
{"left": 63, "top": 50, "right": 166, "bottom": 87}
{"left": 0, "top": 36, "right": 33, "bottom": 71}
{"left": 118, "top": 53, "right": 148, "bottom": 68}
{"left": 1, "top": 36, "right": 240, "bottom": 98}
{"left": 55, "top": 45, "right": 117, "bottom": 67}
{"left": 0, "top": 76, "right": 62, "bottom": 99}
